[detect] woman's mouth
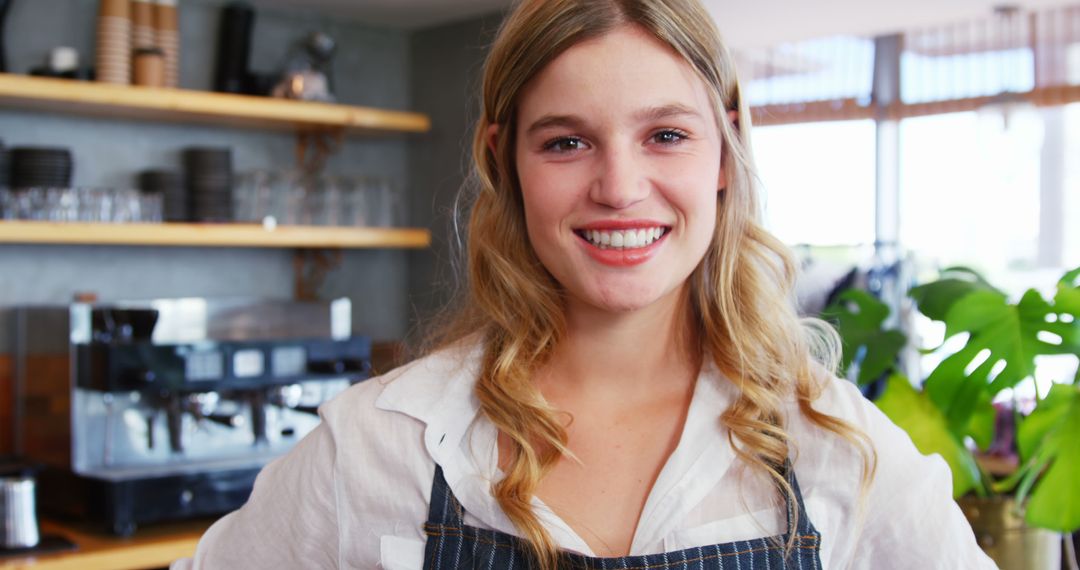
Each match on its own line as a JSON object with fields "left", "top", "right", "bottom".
{"left": 574, "top": 226, "right": 669, "bottom": 250}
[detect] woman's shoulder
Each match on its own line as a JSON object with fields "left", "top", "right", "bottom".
{"left": 795, "top": 368, "right": 897, "bottom": 438}
{"left": 317, "top": 340, "right": 484, "bottom": 442}
{"left": 789, "top": 370, "right": 958, "bottom": 508}
{"left": 790, "top": 374, "right": 997, "bottom": 567}
{"left": 787, "top": 370, "right": 920, "bottom": 486}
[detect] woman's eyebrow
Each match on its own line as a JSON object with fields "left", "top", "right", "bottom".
{"left": 524, "top": 104, "right": 703, "bottom": 136}
{"left": 524, "top": 114, "right": 586, "bottom": 135}
{"left": 633, "top": 103, "right": 702, "bottom": 123}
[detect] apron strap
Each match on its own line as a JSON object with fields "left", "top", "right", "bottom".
{"left": 783, "top": 459, "right": 815, "bottom": 534}
{"left": 426, "top": 464, "right": 467, "bottom": 526}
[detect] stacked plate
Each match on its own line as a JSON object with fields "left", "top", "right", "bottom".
{"left": 139, "top": 169, "right": 185, "bottom": 222}
{"left": 10, "top": 147, "right": 73, "bottom": 189}
{"left": 182, "top": 148, "right": 233, "bottom": 222}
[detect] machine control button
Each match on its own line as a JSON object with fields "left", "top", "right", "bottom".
{"left": 271, "top": 346, "right": 306, "bottom": 377}
{"left": 185, "top": 350, "right": 223, "bottom": 381}
{"left": 233, "top": 349, "right": 265, "bottom": 378}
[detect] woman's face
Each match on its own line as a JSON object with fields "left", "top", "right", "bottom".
{"left": 513, "top": 25, "right": 724, "bottom": 315}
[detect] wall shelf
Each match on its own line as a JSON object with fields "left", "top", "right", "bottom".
{"left": 0, "top": 221, "right": 431, "bottom": 249}
{"left": 0, "top": 73, "right": 430, "bottom": 134}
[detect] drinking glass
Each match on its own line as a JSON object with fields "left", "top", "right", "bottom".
{"left": 139, "top": 192, "right": 163, "bottom": 223}
{"left": 316, "top": 175, "right": 347, "bottom": 226}
{"left": 78, "top": 188, "right": 111, "bottom": 222}
{"left": 342, "top": 176, "right": 371, "bottom": 227}
{"left": 112, "top": 189, "right": 142, "bottom": 223}
{"left": 366, "top": 177, "right": 403, "bottom": 227}
{"left": 266, "top": 170, "right": 304, "bottom": 226}
{"left": 52, "top": 188, "right": 79, "bottom": 222}
{"left": 234, "top": 170, "right": 273, "bottom": 223}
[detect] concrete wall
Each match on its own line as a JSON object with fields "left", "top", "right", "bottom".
{"left": 0, "top": 0, "right": 414, "bottom": 341}
{"left": 405, "top": 12, "right": 503, "bottom": 343}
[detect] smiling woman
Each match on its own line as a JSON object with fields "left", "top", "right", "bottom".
{"left": 174, "top": 1, "right": 998, "bottom": 569}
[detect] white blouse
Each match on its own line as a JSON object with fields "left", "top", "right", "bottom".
{"left": 173, "top": 343, "right": 997, "bottom": 569}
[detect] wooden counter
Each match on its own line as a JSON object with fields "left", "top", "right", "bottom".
{"left": 0, "top": 518, "right": 216, "bottom": 570}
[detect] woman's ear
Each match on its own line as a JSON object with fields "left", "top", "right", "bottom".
{"left": 486, "top": 124, "right": 500, "bottom": 155}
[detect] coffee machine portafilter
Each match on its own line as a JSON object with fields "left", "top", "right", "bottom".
{"left": 12, "top": 298, "right": 370, "bottom": 536}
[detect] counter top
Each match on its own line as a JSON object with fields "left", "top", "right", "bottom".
{"left": 0, "top": 518, "right": 214, "bottom": 570}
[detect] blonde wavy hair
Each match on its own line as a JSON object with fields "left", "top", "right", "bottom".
{"left": 429, "top": 0, "right": 876, "bottom": 566}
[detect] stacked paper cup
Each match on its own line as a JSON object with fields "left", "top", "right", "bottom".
{"left": 132, "top": 0, "right": 155, "bottom": 50}
{"left": 154, "top": 0, "right": 179, "bottom": 87}
{"left": 95, "top": 0, "right": 131, "bottom": 84}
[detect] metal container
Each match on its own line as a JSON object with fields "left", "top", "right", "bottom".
{"left": 959, "top": 495, "right": 1060, "bottom": 570}
{"left": 0, "top": 472, "right": 39, "bottom": 549}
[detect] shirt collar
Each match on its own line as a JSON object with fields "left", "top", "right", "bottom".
{"left": 373, "top": 341, "right": 528, "bottom": 537}
{"left": 373, "top": 340, "right": 485, "bottom": 468}
{"left": 373, "top": 342, "right": 740, "bottom": 556}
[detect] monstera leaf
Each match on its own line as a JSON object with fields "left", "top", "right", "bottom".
{"left": 821, "top": 289, "right": 907, "bottom": 385}
{"left": 1016, "top": 383, "right": 1080, "bottom": 531}
{"left": 909, "top": 266, "right": 1003, "bottom": 325}
{"left": 876, "top": 374, "right": 983, "bottom": 497}
{"left": 1051, "top": 266, "right": 1080, "bottom": 357}
{"left": 965, "top": 390, "right": 997, "bottom": 452}
{"left": 915, "top": 266, "right": 1080, "bottom": 437}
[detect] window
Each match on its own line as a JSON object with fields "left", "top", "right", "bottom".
{"left": 753, "top": 120, "right": 876, "bottom": 247}
{"left": 1064, "top": 103, "right": 1080, "bottom": 267}
{"left": 742, "top": 36, "right": 875, "bottom": 107}
{"left": 898, "top": 108, "right": 1044, "bottom": 293}
{"left": 901, "top": 43, "right": 1035, "bottom": 103}
{"left": 901, "top": 105, "right": 1080, "bottom": 399}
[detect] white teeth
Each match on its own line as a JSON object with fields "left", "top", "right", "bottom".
{"left": 580, "top": 227, "right": 666, "bottom": 250}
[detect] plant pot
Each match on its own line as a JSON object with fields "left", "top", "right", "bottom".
{"left": 959, "top": 495, "right": 1061, "bottom": 570}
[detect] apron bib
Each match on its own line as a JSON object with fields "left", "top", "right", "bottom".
{"left": 422, "top": 461, "right": 822, "bottom": 569}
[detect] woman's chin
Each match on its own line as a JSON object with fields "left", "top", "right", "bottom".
{"left": 571, "top": 285, "right": 682, "bottom": 316}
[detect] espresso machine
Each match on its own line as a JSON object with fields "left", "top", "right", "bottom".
{"left": 11, "top": 297, "right": 369, "bottom": 535}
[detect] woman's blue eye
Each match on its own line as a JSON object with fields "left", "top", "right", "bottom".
{"left": 652, "top": 130, "right": 688, "bottom": 145}
{"left": 542, "top": 137, "right": 586, "bottom": 153}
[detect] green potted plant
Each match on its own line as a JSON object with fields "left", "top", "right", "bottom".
{"left": 823, "top": 265, "right": 1080, "bottom": 569}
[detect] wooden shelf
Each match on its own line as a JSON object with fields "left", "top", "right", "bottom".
{"left": 0, "top": 74, "right": 430, "bottom": 134}
{"left": 0, "top": 518, "right": 211, "bottom": 570}
{"left": 0, "top": 221, "right": 431, "bottom": 249}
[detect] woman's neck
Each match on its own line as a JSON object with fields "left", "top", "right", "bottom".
{"left": 539, "top": 286, "right": 701, "bottom": 401}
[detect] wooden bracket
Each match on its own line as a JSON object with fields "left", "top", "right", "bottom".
{"left": 295, "top": 128, "right": 346, "bottom": 178}
{"left": 293, "top": 248, "right": 343, "bottom": 301}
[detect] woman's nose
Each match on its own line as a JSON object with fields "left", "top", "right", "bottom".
{"left": 588, "top": 144, "right": 649, "bottom": 209}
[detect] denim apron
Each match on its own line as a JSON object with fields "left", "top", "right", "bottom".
{"left": 422, "top": 461, "right": 822, "bottom": 569}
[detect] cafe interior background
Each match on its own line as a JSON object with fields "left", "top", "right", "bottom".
{"left": 0, "top": 0, "right": 1077, "bottom": 568}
